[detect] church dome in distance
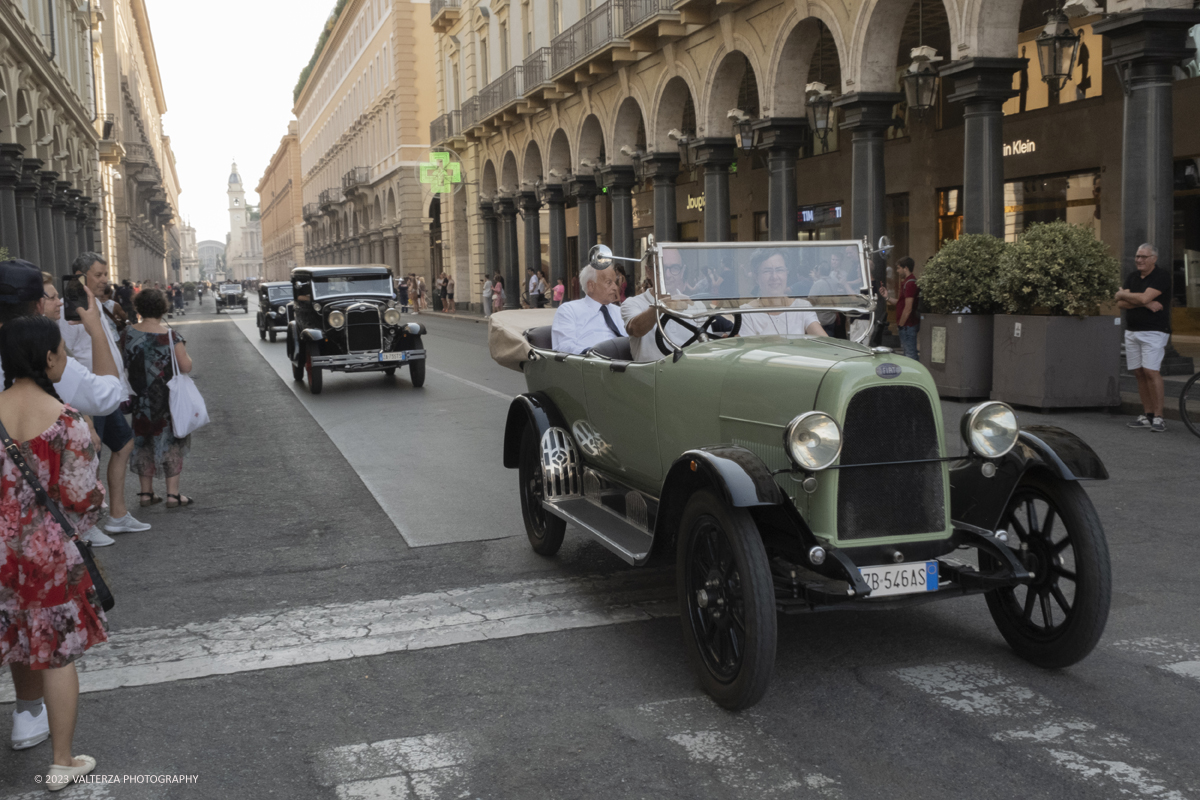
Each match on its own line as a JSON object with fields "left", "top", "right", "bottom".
{"left": 228, "top": 161, "right": 241, "bottom": 184}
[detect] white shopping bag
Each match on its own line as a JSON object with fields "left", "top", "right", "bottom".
{"left": 167, "top": 329, "right": 209, "bottom": 438}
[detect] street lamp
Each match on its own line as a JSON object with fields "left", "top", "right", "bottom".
{"left": 902, "top": 46, "right": 942, "bottom": 115}
{"left": 728, "top": 109, "right": 755, "bottom": 153}
{"left": 668, "top": 128, "right": 691, "bottom": 170}
{"left": 1035, "top": 6, "right": 1081, "bottom": 92}
{"left": 805, "top": 82, "right": 836, "bottom": 148}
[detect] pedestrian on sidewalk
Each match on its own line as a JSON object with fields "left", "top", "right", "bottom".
{"left": 537, "top": 270, "right": 549, "bottom": 309}
{"left": 417, "top": 276, "right": 427, "bottom": 311}
{"left": 481, "top": 276, "right": 492, "bottom": 317}
{"left": 446, "top": 274, "right": 456, "bottom": 314}
{"left": 122, "top": 289, "right": 195, "bottom": 508}
{"left": 893, "top": 257, "right": 920, "bottom": 359}
{"left": 0, "top": 315, "right": 108, "bottom": 787}
{"left": 552, "top": 279, "right": 565, "bottom": 308}
{"left": 493, "top": 274, "right": 506, "bottom": 312}
{"left": 1116, "top": 242, "right": 1171, "bottom": 432}
{"left": 58, "top": 253, "right": 151, "bottom": 536}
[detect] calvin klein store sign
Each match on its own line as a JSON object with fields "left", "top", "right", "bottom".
{"left": 1003, "top": 139, "right": 1037, "bottom": 157}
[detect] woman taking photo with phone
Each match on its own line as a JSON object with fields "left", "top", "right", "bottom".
{"left": 0, "top": 315, "right": 108, "bottom": 789}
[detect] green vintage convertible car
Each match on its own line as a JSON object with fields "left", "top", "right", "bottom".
{"left": 500, "top": 238, "right": 1111, "bottom": 710}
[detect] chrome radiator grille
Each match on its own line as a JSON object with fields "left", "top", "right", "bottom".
{"left": 836, "top": 385, "right": 945, "bottom": 540}
{"left": 346, "top": 308, "right": 382, "bottom": 351}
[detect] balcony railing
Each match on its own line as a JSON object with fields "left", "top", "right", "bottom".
{"left": 479, "top": 66, "right": 524, "bottom": 117}
{"left": 618, "top": 0, "right": 675, "bottom": 33}
{"left": 430, "top": 0, "right": 461, "bottom": 19}
{"left": 551, "top": 2, "right": 625, "bottom": 77}
{"left": 342, "top": 167, "right": 370, "bottom": 193}
{"left": 124, "top": 142, "right": 155, "bottom": 164}
{"left": 523, "top": 48, "right": 552, "bottom": 91}
{"left": 303, "top": 203, "right": 320, "bottom": 219}
{"left": 430, "top": 111, "right": 463, "bottom": 144}
{"left": 461, "top": 96, "right": 479, "bottom": 130}
{"left": 318, "top": 187, "right": 343, "bottom": 208}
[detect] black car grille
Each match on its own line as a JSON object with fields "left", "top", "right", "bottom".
{"left": 346, "top": 308, "right": 382, "bottom": 351}
{"left": 836, "top": 386, "right": 945, "bottom": 541}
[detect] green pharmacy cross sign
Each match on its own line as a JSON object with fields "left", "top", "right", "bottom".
{"left": 419, "top": 152, "right": 462, "bottom": 194}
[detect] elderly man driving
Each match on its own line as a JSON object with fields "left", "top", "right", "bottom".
{"left": 551, "top": 262, "right": 627, "bottom": 353}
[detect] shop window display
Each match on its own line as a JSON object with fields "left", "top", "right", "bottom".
{"left": 937, "top": 171, "right": 1100, "bottom": 248}
{"left": 1174, "top": 158, "right": 1200, "bottom": 330}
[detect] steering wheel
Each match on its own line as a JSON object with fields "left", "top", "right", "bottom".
{"left": 655, "top": 310, "right": 742, "bottom": 356}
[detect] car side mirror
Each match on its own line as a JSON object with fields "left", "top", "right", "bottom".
{"left": 876, "top": 235, "right": 893, "bottom": 254}
{"left": 589, "top": 244, "right": 614, "bottom": 270}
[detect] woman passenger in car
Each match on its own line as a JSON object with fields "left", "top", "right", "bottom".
{"left": 739, "top": 251, "right": 827, "bottom": 338}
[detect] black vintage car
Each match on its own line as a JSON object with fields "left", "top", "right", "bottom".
{"left": 286, "top": 265, "right": 426, "bottom": 395}
{"left": 256, "top": 281, "right": 291, "bottom": 342}
{"left": 215, "top": 283, "right": 248, "bottom": 313}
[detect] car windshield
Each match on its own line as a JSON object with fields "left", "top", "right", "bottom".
{"left": 267, "top": 286, "right": 291, "bottom": 303}
{"left": 652, "top": 242, "right": 871, "bottom": 318}
{"left": 311, "top": 275, "right": 393, "bottom": 299}
{"left": 220, "top": 285, "right": 241, "bottom": 295}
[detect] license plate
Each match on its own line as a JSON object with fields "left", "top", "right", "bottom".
{"left": 858, "top": 561, "right": 939, "bottom": 598}
{"left": 379, "top": 352, "right": 407, "bottom": 362}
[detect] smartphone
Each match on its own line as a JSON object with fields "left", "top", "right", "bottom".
{"left": 61, "top": 274, "right": 88, "bottom": 322}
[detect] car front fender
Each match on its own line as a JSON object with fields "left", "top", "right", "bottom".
{"left": 950, "top": 425, "right": 1108, "bottom": 533}
{"left": 503, "top": 393, "right": 568, "bottom": 469}
{"left": 660, "top": 447, "right": 784, "bottom": 513}
{"left": 300, "top": 328, "right": 325, "bottom": 343}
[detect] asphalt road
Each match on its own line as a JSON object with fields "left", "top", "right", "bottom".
{"left": 1, "top": 295, "right": 1198, "bottom": 800}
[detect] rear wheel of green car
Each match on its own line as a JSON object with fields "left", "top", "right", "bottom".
{"left": 518, "top": 426, "right": 566, "bottom": 556}
{"left": 677, "top": 489, "right": 776, "bottom": 710}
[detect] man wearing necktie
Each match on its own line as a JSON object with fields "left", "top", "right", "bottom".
{"left": 551, "top": 262, "right": 627, "bottom": 353}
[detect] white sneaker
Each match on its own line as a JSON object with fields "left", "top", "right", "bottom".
{"left": 12, "top": 707, "right": 49, "bottom": 750}
{"left": 104, "top": 512, "right": 151, "bottom": 533}
{"left": 82, "top": 526, "right": 115, "bottom": 547}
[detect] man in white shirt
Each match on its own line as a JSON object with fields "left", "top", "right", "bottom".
{"left": 623, "top": 247, "right": 713, "bottom": 362}
{"left": 59, "top": 252, "right": 150, "bottom": 535}
{"left": 527, "top": 271, "right": 542, "bottom": 309}
{"left": 551, "top": 263, "right": 627, "bottom": 353}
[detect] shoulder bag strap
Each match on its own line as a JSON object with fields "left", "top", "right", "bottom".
{"left": 167, "top": 328, "right": 181, "bottom": 378}
{"left": 0, "top": 419, "right": 79, "bottom": 541}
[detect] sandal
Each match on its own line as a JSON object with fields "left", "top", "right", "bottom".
{"left": 138, "top": 492, "right": 163, "bottom": 507}
{"left": 166, "top": 494, "right": 195, "bottom": 509}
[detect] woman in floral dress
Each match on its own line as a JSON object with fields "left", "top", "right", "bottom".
{"left": 0, "top": 315, "right": 107, "bottom": 788}
{"left": 123, "top": 289, "right": 195, "bottom": 508}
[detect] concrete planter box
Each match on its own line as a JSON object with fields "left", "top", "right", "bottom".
{"left": 918, "top": 313, "right": 994, "bottom": 400}
{"left": 990, "top": 314, "right": 1122, "bottom": 409}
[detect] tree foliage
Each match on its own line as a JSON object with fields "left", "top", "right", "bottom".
{"left": 917, "top": 234, "right": 1009, "bottom": 314}
{"left": 293, "top": 1, "right": 350, "bottom": 105}
{"left": 996, "top": 221, "right": 1120, "bottom": 316}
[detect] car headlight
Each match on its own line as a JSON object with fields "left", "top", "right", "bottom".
{"left": 784, "top": 412, "right": 842, "bottom": 471}
{"left": 278, "top": 306, "right": 288, "bottom": 314}
{"left": 383, "top": 308, "right": 401, "bottom": 326}
{"left": 961, "top": 402, "right": 1019, "bottom": 458}
{"left": 327, "top": 310, "right": 346, "bottom": 329}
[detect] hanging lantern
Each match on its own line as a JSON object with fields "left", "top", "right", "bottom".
{"left": 728, "top": 110, "right": 756, "bottom": 153}
{"left": 805, "top": 82, "right": 836, "bottom": 148}
{"left": 903, "top": 46, "right": 942, "bottom": 114}
{"left": 1035, "top": 9, "right": 1081, "bottom": 92}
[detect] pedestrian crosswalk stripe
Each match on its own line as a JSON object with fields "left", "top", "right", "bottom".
{"left": 0, "top": 573, "right": 673, "bottom": 703}
{"left": 315, "top": 733, "right": 471, "bottom": 800}
{"left": 1111, "top": 636, "right": 1200, "bottom": 684}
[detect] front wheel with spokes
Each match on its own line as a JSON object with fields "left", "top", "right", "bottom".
{"left": 1180, "top": 371, "right": 1200, "bottom": 439}
{"left": 983, "top": 472, "right": 1111, "bottom": 668}
{"left": 677, "top": 489, "right": 776, "bottom": 710}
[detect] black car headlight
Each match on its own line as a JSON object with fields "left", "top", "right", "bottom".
{"left": 327, "top": 310, "right": 346, "bottom": 329}
{"left": 960, "top": 402, "right": 1019, "bottom": 458}
{"left": 784, "top": 412, "right": 842, "bottom": 471}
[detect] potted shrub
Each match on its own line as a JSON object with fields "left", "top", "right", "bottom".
{"left": 990, "top": 221, "right": 1122, "bottom": 409}
{"left": 917, "top": 234, "right": 1008, "bottom": 399}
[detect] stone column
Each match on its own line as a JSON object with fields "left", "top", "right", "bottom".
{"left": 833, "top": 93, "right": 903, "bottom": 244}
{"left": 16, "top": 160, "right": 42, "bottom": 261}
{"left": 570, "top": 176, "right": 600, "bottom": 268}
{"left": 0, "top": 144, "right": 23, "bottom": 256}
{"left": 642, "top": 154, "right": 680, "bottom": 243}
{"left": 75, "top": 196, "right": 90, "bottom": 255}
{"left": 52, "top": 182, "right": 72, "bottom": 273}
{"left": 753, "top": 119, "right": 806, "bottom": 242}
{"left": 384, "top": 229, "right": 400, "bottom": 272}
{"left": 36, "top": 171, "right": 59, "bottom": 274}
{"left": 542, "top": 186, "right": 568, "bottom": 289}
{"left": 1095, "top": 9, "right": 1200, "bottom": 281}
{"left": 692, "top": 139, "right": 737, "bottom": 242}
{"left": 64, "top": 189, "right": 82, "bottom": 262}
{"left": 369, "top": 231, "right": 384, "bottom": 264}
{"left": 600, "top": 165, "right": 637, "bottom": 260}
{"left": 518, "top": 190, "right": 542, "bottom": 283}
{"left": 496, "top": 195, "right": 520, "bottom": 309}
{"left": 86, "top": 202, "right": 98, "bottom": 251}
{"left": 942, "top": 58, "right": 1025, "bottom": 237}
{"left": 480, "top": 200, "right": 499, "bottom": 283}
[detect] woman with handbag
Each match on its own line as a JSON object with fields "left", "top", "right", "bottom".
{"left": 0, "top": 315, "right": 108, "bottom": 789}
{"left": 122, "top": 289, "right": 194, "bottom": 509}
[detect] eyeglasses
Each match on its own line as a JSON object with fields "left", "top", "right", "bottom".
{"left": 1134, "top": 254, "right": 1153, "bottom": 260}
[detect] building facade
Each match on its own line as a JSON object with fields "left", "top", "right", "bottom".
{"left": 294, "top": 0, "right": 437, "bottom": 274}
{"left": 225, "top": 162, "right": 263, "bottom": 281}
{"left": 96, "top": 0, "right": 182, "bottom": 284}
{"left": 0, "top": 0, "right": 104, "bottom": 276}
{"left": 197, "top": 238, "right": 225, "bottom": 282}
{"left": 428, "top": 0, "right": 1200, "bottom": 327}
{"left": 257, "top": 121, "right": 306, "bottom": 281}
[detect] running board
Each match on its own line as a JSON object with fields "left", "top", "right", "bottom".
{"left": 543, "top": 497, "right": 654, "bottom": 566}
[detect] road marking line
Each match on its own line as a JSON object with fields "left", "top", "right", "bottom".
{"left": 895, "top": 662, "right": 1187, "bottom": 799}
{"left": 426, "top": 366, "right": 513, "bottom": 401}
{"left": 2, "top": 786, "right": 113, "bottom": 800}
{"left": 314, "top": 733, "right": 471, "bottom": 800}
{"left": 0, "top": 574, "right": 673, "bottom": 703}
{"left": 1112, "top": 637, "right": 1200, "bottom": 684}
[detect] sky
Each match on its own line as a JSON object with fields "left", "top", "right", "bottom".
{"left": 142, "top": 0, "right": 336, "bottom": 244}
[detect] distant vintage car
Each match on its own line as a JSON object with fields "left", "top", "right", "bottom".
{"left": 497, "top": 239, "right": 1112, "bottom": 710}
{"left": 215, "top": 283, "right": 248, "bottom": 314}
{"left": 256, "top": 281, "right": 291, "bottom": 342}
{"left": 286, "top": 265, "right": 426, "bottom": 395}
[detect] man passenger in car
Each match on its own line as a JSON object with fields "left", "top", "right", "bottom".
{"left": 550, "top": 263, "right": 626, "bottom": 353}
{"left": 739, "top": 251, "right": 827, "bottom": 337}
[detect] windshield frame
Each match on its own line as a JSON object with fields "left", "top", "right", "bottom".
{"left": 266, "top": 286, "right": 292, "bottom": 303}
{"left": 310, "top": 275, "right": 395, "bottom": 300}
{"left": 219, "top": 285, "right": 242, "bottom": 295}
{"left": 650, "top": 240, "right": 873, "bottom": 320}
